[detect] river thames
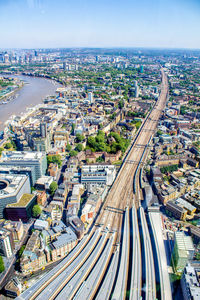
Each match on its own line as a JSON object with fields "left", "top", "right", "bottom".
{"left": 0, "top": 75, "right": 61, "bottom": 130}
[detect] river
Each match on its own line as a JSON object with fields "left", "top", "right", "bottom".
{"left": 0, "top": 75, "right": 61, "bottom": 130}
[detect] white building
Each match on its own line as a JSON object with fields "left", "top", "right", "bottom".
{"left": 88, "top": 92, "right": 94, "bottom": 104}
{"left": 81, "top": 164, "right": 116, "bottom": 186}
{"left": 0, "top": 229, "right": 14, "bottom": 258}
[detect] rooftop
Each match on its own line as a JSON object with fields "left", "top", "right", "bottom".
{"left": 7, "top": 193, "right": 35, "bottom": 208}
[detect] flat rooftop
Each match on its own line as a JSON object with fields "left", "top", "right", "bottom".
{"left": 7, "top": 193, "right": 34, "bottom": 208}
{"left": 1, "top": 151, "right": 44, "bottom": 161}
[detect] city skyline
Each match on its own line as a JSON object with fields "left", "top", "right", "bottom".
{"left": 0, "top": 0, "right": 200, "bottom": 49}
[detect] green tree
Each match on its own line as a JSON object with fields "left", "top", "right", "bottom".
{"left": 0, "top": 147, "right": 4, "bottom": 155}
{"left": 66, "top": 143, "right": 72, "bottom": 152}
{"left": 47, "top": 155, "right": 62, "bottom": 168}
{"left": 4, "top": 142, "right": 12, "bottom": 149}
{"left": 49, "top": 181, "right": 58, "bottom": 196}
{"left": 87, "top": 136, "right": 97, "bottom": 150}
{"left": 18, "top": 245, "right": 25, "bottom": 258}
{"left": 157, "top": 130, "right": 163, "bottom": 136}
{"left": 76, "top": 133, "right": 84, "bottom": 142}
{"left": 0, "top": 256, "right": 4, "bottom": 273}
{"left": 32, "top": 205, "right": 42, "bottom": 218}
{"left": 69, "top": 150, "right": 78, "bottom": 157}
{"left": 118, "top": 100, "right": 124, "bottom": 109}
{"left": 96, "top": 156, "right": 104, "bottom": 163}
{"left": 75, "top": 143, "right": 83, "bottom": 152}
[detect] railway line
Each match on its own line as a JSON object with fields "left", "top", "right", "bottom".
{"left": 73, "top": 233, "right": 115, "bottom": 300}
{"left": 140, "top": 207, "right": 156, "bottom": 300}
{"left": 17, "top": 69, "right": 169, "bottom": 300}
{"left": 129, "top": 205, "right": 142, "bottom": 300}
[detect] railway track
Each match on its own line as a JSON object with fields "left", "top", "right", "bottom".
{"left": 17, "top": 69, "right": 168, "bottom": 300}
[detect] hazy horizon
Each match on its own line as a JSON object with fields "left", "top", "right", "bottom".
{"left": 0, "top": 0, "right": 200, "bottom": 49}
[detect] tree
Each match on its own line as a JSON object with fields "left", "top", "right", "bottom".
{"left": 69, "top": 150, "right": 78, "bottom": 157}
{"left": 49, "top": 181, "right": 58, "bottom": 195}
{"left": 4, "top": 142, "right": 12, "bottom": 149}
{"left": 32, "top": 205, "right": 42, "bottom": 218}
{"left": 118, "top": 100, "right": 124, "bottom": 109}
{"left": 75, "top": 143, "right": 83, "bottom": 152}
{"left": 66, "top": 143, "right": 72, "bottom": 152}
{"left": 76, "top": 133, "right": 84, "bottom": 142}
{"left": 0, "top": 256, "right": 4, "bottom": 273}
{"left": 157, "top": 130, "right": 163, "bottom": 136}
{"left": 19, "top": 245, "right": 25, "bottom": 258}
{"left": 87, "top": 136, "right": 97, "bottom": 149}
{"left": 47, "top": 155, "right": 62, "bottom": 168}
{"left": 96, "top": 156, "right": 104, "bottom": 163}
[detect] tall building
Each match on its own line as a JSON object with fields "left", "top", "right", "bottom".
{"left": 88, "top": 92, "right": 94, "bottom": 104}
{"left": 63, "top": 62, "right": 66, "bottom": 70}
{"left": 3, "top": 53, "right": 9, "bottom": 64}
{"left": 0, "top": 151, "right": 47, "bottom": 185}
{"left": 0, "top": 228, "right": 14, "bottom": 258}
{"left": 40, "top": 122, "right": 47, "bottom": 138}
{"left": 140, "top": 65, "right": 144, "bottom": 73}
{"left": 172, "top": 231, "right": 195, "bottom": 273}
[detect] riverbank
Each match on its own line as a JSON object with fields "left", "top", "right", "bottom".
{"left": 0, "top": 74, "right": 61, "bottom": 131}
{"left": 0, "top": 77, "right": 24, "bottom": 104}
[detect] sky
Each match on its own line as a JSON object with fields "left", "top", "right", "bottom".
{"left": 0, "top": 0, "right": 200, "bottom": 49}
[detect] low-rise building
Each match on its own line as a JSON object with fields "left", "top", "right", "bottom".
{"left": 172, "top": 231, "right": 195, "bottom": 273}
{"left": 2, "top": 220, "right": 24, "bottom": 242}
{"left": 37, "top": 190, "right": 47, "bottom": 206}
{"left": 35, "top": 176, "right": 53, "bottom": 191}
{"left": 166, "top": 201, "right": 187, "bottom": 221}
{"left": 50, "top": 228, "right": 77, "bottom": 261}
{"left": 81, "top": 164, "right": 116, "bottom": 186}
{"left": 4, "top": 277, "right": 22, "bottom": 298}
{"left": 181, "top": 263, "right": 200, "bottom": 300}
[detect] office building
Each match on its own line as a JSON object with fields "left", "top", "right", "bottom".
{"left": 0, "top": 151, "right": 47, "bottom": 185}
{"left": 88, "top": 92, "right": 94, "bottom": 104}
{"left": 0, "top": 174, "right": 30, "bottom": 218}
{"left": 0, "top": 165, "right": 34, "bottom": 187}
{"left": 81, "top": 164, "right": 116, "bottom": 186}
{"left": 5, "top": 193, "right": 37, "bottom": 222}
{"left": 40, "top": 122, "right": 47, "bottom": 138}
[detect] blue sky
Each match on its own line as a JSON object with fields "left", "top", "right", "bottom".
{"left": 0, "top": 0, "right": 200, "bottom": 49}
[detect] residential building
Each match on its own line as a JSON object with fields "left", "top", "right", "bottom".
{"left": 2, "top": 220, "right": 24, "bottom": 241}
{"left": 0, "top": 228, "right": 14, "bottom": 258}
